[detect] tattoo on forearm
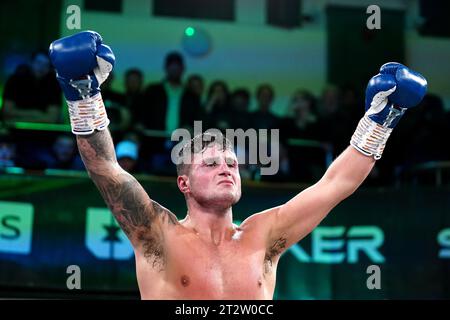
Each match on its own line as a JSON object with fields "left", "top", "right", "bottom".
{"left": 90, "top": 171, "right": 151, "bottom": 231}
{"left": 76, "top": 130, "right": 116, "bottom": 166}
{"left": 90, "top": 170, "right": 178, "bottom": 269}
{"left": 90, "top": 171, "right": 177, "bottom": 233}
{"left": 76, "top": 130, "right": 178, "bottom": 270}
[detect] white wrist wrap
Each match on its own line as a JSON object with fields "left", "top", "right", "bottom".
{"left": 350, "top": 115, "right": 393, "bottom": 160}
{"left": 67, "top": 93, "right": 110, "bottom": 135}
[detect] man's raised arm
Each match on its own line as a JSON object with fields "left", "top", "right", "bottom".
{"left": 76, "top": 130, "right": 180, "bottom": 246}
{"left": 49, "top": 31, "right": 178, "bottom": 248}
{"left": 259, "top": 62, "right": 427, "bottom": 254}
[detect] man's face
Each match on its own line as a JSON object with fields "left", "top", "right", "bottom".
{"left": 181, "top": 145, "right": 242, "bottom": 210}
{"left": 292, "top": 94, "right": 311, "bottom": 119}
{"left": 188, "top": 78, "right": 204, "bottom": 97}
{"left": 257, "top": 87, "right": 273, "bottom": 109}
{"left": 165, "top": 62, "right": 184, "bottom": 83}
{"left": 231, "top": 94, "right": 249, "bottom": 112}
{"left": 54, "top": 137, "right": 75, "bottom": 163}
{"left": 126, "top": 73, "right": 143, "bottom": 93}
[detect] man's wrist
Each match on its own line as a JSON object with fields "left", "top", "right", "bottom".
{"left": 67, "top": 93, "right": 110, "bottom": 135}
{"left": 350, "top": 115, "right": 393, "bottom": 160}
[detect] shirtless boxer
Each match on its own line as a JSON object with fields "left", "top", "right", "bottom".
{"left": 49, "top": 31, "right": 427, "bottom": 299}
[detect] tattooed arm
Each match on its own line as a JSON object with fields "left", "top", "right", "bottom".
{"left": 76, "top": 129, "right": 178, "bottom": 248}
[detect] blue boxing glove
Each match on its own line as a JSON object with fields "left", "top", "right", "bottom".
{"left": 350, "top": 62, "right": 427, "bottom": 159}
{"left": 49, "top": 31, "right": 115, "bottom": 134}
{"left": 365, "top": 62, "right": 427, "bottom": 128}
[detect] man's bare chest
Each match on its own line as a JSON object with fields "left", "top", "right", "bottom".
{"left": 136, "top": 232, "right": 277, "bottom": 299}
{"left": 173, "top": 238, "right": 271, "bottom": 290}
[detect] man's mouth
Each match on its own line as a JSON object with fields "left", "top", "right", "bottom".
{"left": 218, "top": 180, "right": 234, "bottom": 186}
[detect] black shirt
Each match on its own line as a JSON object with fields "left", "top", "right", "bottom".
{"left": 3, "top": 65, "right": 61, "bottom": 112}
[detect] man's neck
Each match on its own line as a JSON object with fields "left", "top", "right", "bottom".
{"left": 182, "top": 203, "right": 236, "bottom": 245}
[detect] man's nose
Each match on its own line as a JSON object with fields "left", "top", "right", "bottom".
{"left": 218, "top": 163, "right": 232, "bottom": 176}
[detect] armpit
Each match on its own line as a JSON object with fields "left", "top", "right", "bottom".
{"left": 135, "top": 200, "right": 179, "bottom": 272}
{"left": 264, "top": 237, "right": 287, "bottom": 272}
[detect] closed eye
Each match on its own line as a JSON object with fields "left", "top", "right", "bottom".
{"left": 225, "top": 157, "right": 237, "bottom": 168}
{"left": 203, "top": 155, "right": 222, "bottom": 167}
{"left": 204, "top": 159, "right": 219, "bottom": 167}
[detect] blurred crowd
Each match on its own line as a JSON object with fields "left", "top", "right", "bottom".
{"left": 1, "top": 50, "right": 449, "bottom": 185}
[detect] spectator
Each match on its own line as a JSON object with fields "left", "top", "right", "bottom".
{"left": 341, "top": 84, "right": 362, "bottom": 112}
{"left": 318, "top": 85, "right": 341, "bottom": 117}
{"left": 101, "top": 72, "right": 130, "bottom": 132}
{"left": 249, "top": 84, "right": 280, "bottom": 172}
{"left": 400, "top": 93, "right": 448, "bottom": 164}
{"left": 314, "top": 85, "right": 351, "bottom": 155}
{"left": 204, "top": 80, "right": 231, "bottom": 130}
{"left": 340, "top": 84, "right": 363, "bottom": 129}
{"left": 185, "top": 74, "right": 205, "bottom": 101}
{"left": 281, "top": 89, "right": 318, "bottom": 141}
{"left": 183, "top": 74, "right": 206, "bottom": 132}
{"left": 229, "top": 88, "right": 252, "bottom": 130}
{"left": 251, "top": 84, "right": 279, "bottom": 130}
{"left": 259, "top": 142, "right": 292, "bottom": 183}
{"left": 137, "top": 52, "right": 202, "bottom": 175}
{"left": 116, "top": 139, "right": 139, "bottom": 173}
{"left": 2, "top": 51, "right": 61, "bottom": 123}
{"left": 102, "top": 72, "right": 126, "bottom": 106}
{"left": 139, "top": 51, "right": 201, "bottom": 133}
{"left": 125, "top": 68, "right": 144, "bottom": 96}
{"left": 124, "top": 68, "right": 146, "bottom": 126}
{"left": 0, "top": 135, "right": 16, "bottom": 168}
{"left": 221, "top": 88, "right": 254, "bottom": 180}
{"left": 35, "top": 134, "right": 84, "bottom": 170}
{"left": 281, "top": 90, "right": 323, "bottom": 183}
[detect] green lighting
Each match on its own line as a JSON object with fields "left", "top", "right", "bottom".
{"left": 13, "top": 122, "right": 71, "bottom": 132}
{"left": 5, "top": 167, "right": 25, "bottom": 175}
{"left": 185, "top": 27, "right": 195, "bottom": 37}
{"left": 44, "top": 169, "right": 88, "bottom": 178}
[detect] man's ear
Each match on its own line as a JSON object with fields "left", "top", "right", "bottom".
{"left": 177, "top": 175, "right": 190, "bottom": 194}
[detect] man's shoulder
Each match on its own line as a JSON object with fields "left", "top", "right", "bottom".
{"left": 240, "top": 206, "right": 281, "bottom": 229}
